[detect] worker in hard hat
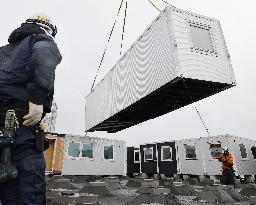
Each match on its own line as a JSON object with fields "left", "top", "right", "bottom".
{"left": 218, "top": 147, "right": 235, "bottom": 186}
{"left": 0, "top": 14, "right": 62, "bottom": 204}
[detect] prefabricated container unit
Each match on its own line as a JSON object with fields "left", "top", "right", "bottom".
{"left": 157, "top": 141, "right": 177, "bottom": 176}
{"left": 140, "top": 144, "right": 157, "bottom": 175}
{"left": 44, "top": 134, "right": 65, "bottom": 174}
{"left": 61, "top": 134, "right": 126, "bottom": 176}
{"left": 85, "top": 5, "right": 236, "bottom": 133}
{"left": 127, "top": 147, "right": 141, "bottom": 176}
{"left": 176, "top": 135, "right": 256, "bottom": 176}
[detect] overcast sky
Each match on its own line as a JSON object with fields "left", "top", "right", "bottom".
{"left": 1, "top": 0, "right": 255, "bottom": 146}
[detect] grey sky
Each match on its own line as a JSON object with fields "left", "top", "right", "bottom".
{"left": 1, "top": 0, "right": 255, "bottom": 146}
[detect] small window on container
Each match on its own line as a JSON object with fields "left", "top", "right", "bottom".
{"left": 239, "top": 144, "right": 248, "bottom": 159}
{"left": 185, "top": 145, "right": 197, "bottom": 160}
{"left": 144, "top": 147, "right": 153, "bottom": 161}
{"left": 251, "top": 146, "right": 256, "bottom": 159}
{"left": 68, "top": 142, "right": 80, "bottom": 157}
{"left": 104, "top": 145, "right": 114, "bottom": 160}
{"left": 210, "top": 144, "right": 222, "bottom": 159}
{"left": 161, "top": 146, "right": 172, "bottom": 161}
{"left": 189, "top": 25, "right": 213, "bottom": 51}
{"left": 134, "top": 150, "right": 140, "bottom": 163}
{"left": 82, "top": 143, "right": 93, "bottom": 158}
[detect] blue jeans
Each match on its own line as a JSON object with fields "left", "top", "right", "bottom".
{"left": 0, "top": 126, "right": 46, "bottom": 205}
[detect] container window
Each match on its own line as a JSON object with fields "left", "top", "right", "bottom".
{"left": 210, "top": 144, "right": 222, "bottom": 159}
{"left": 251, "top": 146, "right": 256, "bottom": 159}
{"left": 134, "top": 150, "right": 140, "bottom": 163}
{"left": 239, "top": 144, "right": 247, "bottom": 159}
{"left": 82, "top": 143, "right": 93, "bottom": 158}
{"left": 68, "top": 142, "right": 80, "bottom": 157}
{"left": 185, "top": 145, "right": 197, "bottom": 159}
{"left": 189, "top": 25, "right": 213, "bottom": 51}
{"left": 144, "top": 147, "right": 153, "bottom": 161}
{"left": 104, "top": 145, "right": 114, "bottom": 160}
{"left": 161, "top": 146, "right": 172, "bottom": 161}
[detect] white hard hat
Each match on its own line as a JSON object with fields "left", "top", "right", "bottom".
{"left": 26, "top": 14, "right": 57, "bottom": 37}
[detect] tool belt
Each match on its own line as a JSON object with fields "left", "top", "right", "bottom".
{"left": 0, "top": 101, "right": 49, "bottom": 152}
{"left": 0, "top": 111, "right": 19, "bottom": 182}
{"left": 0, "top": 101, "right": 29, "bottom": 126}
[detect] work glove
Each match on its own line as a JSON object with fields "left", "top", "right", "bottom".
{"left": 23, "top": 102, "right": 43, "bottom": 126}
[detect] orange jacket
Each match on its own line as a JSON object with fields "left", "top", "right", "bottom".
{"left": 218, "top": 153, "right": 233, "bottom": 170}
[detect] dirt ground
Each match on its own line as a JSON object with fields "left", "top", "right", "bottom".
{"left": 45, "top": 175, "right": 256, "bottom": 205}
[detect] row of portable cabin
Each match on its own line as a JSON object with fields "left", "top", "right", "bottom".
{"left": 44, "top": 134, "right": 256, "bottom": 177}
{"left": 127, "top": 135, "right": 256, "bottom": 177}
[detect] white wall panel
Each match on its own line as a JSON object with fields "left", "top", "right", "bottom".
{"left": 61, "top": 135, "right": 126, "bottom": 176}
{"left": 110, "top": 10, "right": 176, "bottom": 116}
{"left": 169, "top": 7, "right": 235, "bottom": 84}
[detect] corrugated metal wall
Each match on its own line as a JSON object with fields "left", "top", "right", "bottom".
{"left": 61, "top": 135, "right": 126, "bottom": 176}
{"left": 85, "top": 5, "right": 236, "bottom": 132}
{"left": 85, "top": 8, "right": 174, "bottom": 130}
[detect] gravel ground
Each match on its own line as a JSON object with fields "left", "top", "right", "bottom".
{"left": 44, "top": 177, "right": 256, "bottom": 205}
{"left": 79, "top": 185, "right": 113, "bottom": 198}
{"left": 1, "top": 176, "right": 256, "bottom": 205}
{"left": 126, "top": 179, "right": 142, "bottom": 188}
{"left": 168, "top": 184, "right": 197, "bottom": 196}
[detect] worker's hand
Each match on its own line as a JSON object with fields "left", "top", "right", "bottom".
{"left": 23, "top": 102, "right": 43, "bottom": 126}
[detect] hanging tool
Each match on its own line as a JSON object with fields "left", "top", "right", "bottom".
{"left": 0, "top": 110, "right": 19, "bottom": 182}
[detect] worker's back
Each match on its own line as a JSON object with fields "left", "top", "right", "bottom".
{"left": 0, "top": 23, "right": 61, "bottom": 113}
{"left": 219, "top": 152, "right": 233, "bottom": 170}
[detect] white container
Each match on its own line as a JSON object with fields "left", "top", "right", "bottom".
{"left": 61, "top": 134, "right": 126, "bottom": 176}
{"left": 176, "top": 135, "right": 256, "bottom": 176}
{"left": 85, "top": 5, "right": 236, "bottom": 133}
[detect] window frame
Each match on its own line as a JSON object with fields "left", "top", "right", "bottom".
{"left": 161, "top": 146, "right": 173, "bottom": 161}
{"left": 187, "top": 20, "right": 218, "bottom": 57}
{"left": 81, "top": 143, "right": 94, "bottom": 159}
{"left": 209, "top": 143, "right": 222, "bottom": 159}
{"left": 103, "top": 145, "right": 114, "bottom": 161}
{"left": 143, "top": 147, "right": 153, "bottom": 161}
{"left": 134, "top": 149, "right": 140, "bottom": 163}
{"left": 239, "top": 143, "right": 248, "bottom": 160}
{"left": 251, "top": 145, "right": 256, "bottom": 160}
{"left": 185, "top": 144, "right": 197, "bottom": 160}
{"left": 67, "top": 141, "right": 81, "bottom": 158}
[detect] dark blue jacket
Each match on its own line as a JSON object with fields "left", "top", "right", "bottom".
{"left": 0, "top": 23, "right": 62, "bottom": 114}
